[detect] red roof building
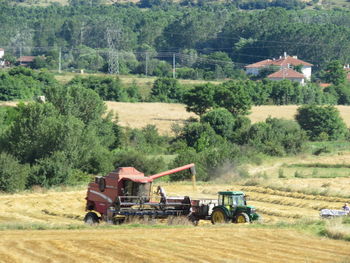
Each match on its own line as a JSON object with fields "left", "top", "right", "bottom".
{"left": 267, "top": 68, "right": 306, "bottom": 85}
{"left": 245, "top": 52, "right": 313, "bottom": 81}
{"left": 17, "top": 56, "right": 35, "bottom": 66}
{"left": 319, "top": 83, "right": 331, "bottom": 88}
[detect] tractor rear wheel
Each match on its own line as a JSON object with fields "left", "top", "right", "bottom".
{"left": 84, "top": 212, "right": 100, "bottom": 225}
{"left": 211, "top": 208, "right": 229, "bottom": 224}
{"left": 234, "top": 212, "right": 250, "bottom": 223}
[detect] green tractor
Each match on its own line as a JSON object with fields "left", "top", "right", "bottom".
{"left": 211, "top": 191, "right": 259, "bottom": 224}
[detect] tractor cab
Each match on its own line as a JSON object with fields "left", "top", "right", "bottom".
{"left": 218, "top": 191, "right": 246, "bottom": 208}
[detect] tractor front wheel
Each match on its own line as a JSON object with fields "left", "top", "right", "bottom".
{"left": 84, "top": 212, "right": 100, "bottom": 225}
{"left": 234, "top": 212, "right": 250, "bottom": 224}
{"left": 211, "top": 208, "right": 229, "bottom": 224}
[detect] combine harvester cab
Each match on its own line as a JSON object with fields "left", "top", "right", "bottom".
{"left": 84, "top": 164, "right": 196, "bottom": 224}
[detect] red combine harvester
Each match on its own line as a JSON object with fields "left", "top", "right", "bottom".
{"left": 84, "top": 164, "right": 196, "bottom": 224}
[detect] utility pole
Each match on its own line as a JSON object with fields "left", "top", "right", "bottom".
{"left": 173, "top": 53, "right": 176, "bottom": 79}
{"left": 58, "top": 47, "right": 62, "bottom": 74}
{"left": 145, "top": 52, "right": 148, "bottom": 76}
{"left": 19, "top": 46, "right": 22, "bottom": 64}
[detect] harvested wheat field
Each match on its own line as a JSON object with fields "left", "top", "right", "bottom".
{"left": 105, "top": 102, "right": 350, "bottom": 134}
{"left": 106, "top": 102, "right": 196, "bottom": 134}
{"left": 0, "top": 181, "right": 349, "bottom": 224}
{"left": 0, "top": 227, "right": 349, "bottom": 263}
{"left": 1, "top": 181, "right": 350, "bottom": 262}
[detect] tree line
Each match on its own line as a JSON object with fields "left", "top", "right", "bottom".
{"left": 1, "top": 3, "right": 350, "bottom": 77}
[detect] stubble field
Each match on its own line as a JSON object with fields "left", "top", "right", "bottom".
{"left": 1, "top": 173, "right": 350, "bottom": 262}
{"left": 1, "top": 227, "right": 349, "bottom": 263}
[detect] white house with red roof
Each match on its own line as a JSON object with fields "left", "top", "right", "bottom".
{"left": 245, "top": 52, "right": 313, "bottom": 82}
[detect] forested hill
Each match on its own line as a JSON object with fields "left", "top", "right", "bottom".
{"left": 1, "top": 2, "right": 350, "bottom": 74}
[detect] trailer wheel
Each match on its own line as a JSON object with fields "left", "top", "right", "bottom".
{"left": 234, "top": 212, "right": 250, "bottom": 224}
{"left": 211, "top": 208, "right": 229, "bottom": 224}
{"left": 188, "top": 214, "right": 199, "bottom": 226}
{"left": 84, "top": 212, "right": 100, "bottom": 225}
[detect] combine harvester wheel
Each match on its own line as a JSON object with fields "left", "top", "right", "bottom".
{"left": 84, "top": 212, "right": 100, "bottom": 225}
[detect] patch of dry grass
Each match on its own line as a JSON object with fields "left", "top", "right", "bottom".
{"left": 106, "top": 101, "right": 196, "bottom": 135}
{"left": 323, "top": 218, "right": 350, "bottom": 241}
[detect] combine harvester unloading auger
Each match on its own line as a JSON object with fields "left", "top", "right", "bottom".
{"left": 84, "top": 164, "right": 259, "bottom": 225}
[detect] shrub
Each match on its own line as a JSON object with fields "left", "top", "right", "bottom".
{"left": 200, "top": 108, "right": 235, "bottom": 139}
{"left": 0, "top": 106, "right": 18, "bottom": 137}
{"left": 0, "top": 153, "right": 29, "bottom": 192}
{"left": 295, "top": 105, "right": 348, "bottom": 141}
{"left": 179, "top": 122, "right": 221, "bottom": 152}
{"left": 0, "top": 67, "right": 56, "bottom": 101}
{"left": 230, "top": 115, "right": 251, "bottom": 145}
{"left": 68, "top": 75, "right": 126, "bottom": 101}
{"left": 214, "top": 81, "right": 252, "bottom": 115}
{"left": 27, "top": 151, "right": 73, "bottom": 188}
{"left": 122, "top": 125, "right": 169, "bottom": 154}
{"left": 183, "top": 83, "right": 216, "bottom": 115}
{"left": 150, "top": 78, "right": 184, "bottom": 102}
{"left": 245, "top": 118, "right": 307, "bottom": 156}
{"left": 176, "top": 67, "right": 198, "bottom": 79}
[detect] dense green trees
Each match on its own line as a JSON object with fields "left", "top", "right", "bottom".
{"left": 69, "top": 76, "right": 125, "bottom": 101}
{"left": 150, "top": 78, "right": 184, "bottom": 102}
{"left": 0, "top": 153, "right": 28, "bottom": 192}
{"left": 245, "top": 118, "right": 307, "bottom": 155}
{"left": 0, "top": 67, "right": 57, "bottom": 101}
{"left": 0, "top": 82, "right": 119, "bottom": 189}
{"left": 320, "top": 60, "right": 347, "bottom": 86}
{"left": 295, "top": 105, "right": 348, "bottom": 140}
{"left": 1, "top": 4, "right": 350, "bottom": 77}
{"left": 183, "top": 84, "right": 215, "bottom": 115}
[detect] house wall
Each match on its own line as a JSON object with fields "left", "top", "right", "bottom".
{"left": 301, "top": 66, "right": 312, "bottom": 80}
{"left": 0, "top": 50, "right": 4, "bottom": 59}
{"left": 268, "top": 77, "right": 305, "bottom": 85}
{"left": 246, "top": 68, "right": 260, "bottom": 76}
